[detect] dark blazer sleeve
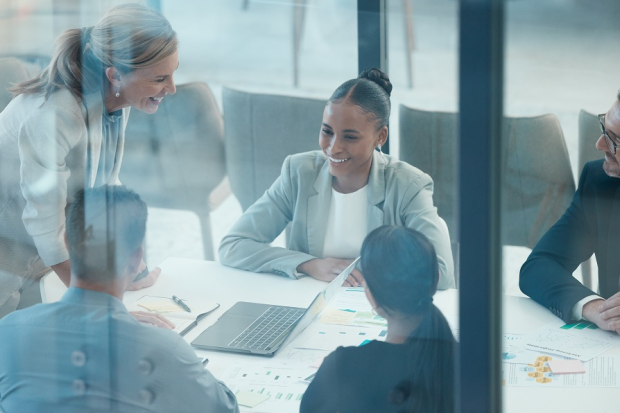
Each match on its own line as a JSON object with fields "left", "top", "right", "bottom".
{"left": 519, "top": 162, "right": 599, "bottom": 323}
{"left": 300, "top": 349, "right": 341, "bottom": 413}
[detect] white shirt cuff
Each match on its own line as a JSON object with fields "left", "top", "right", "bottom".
{"left": 571, "top": 295, "right": 603, "bottom": 321}
{"left": 293, "top": 270, "right": 307, "bottom": 279}
{"left": 33, "top": 233, "right": 69, "bottom": 266}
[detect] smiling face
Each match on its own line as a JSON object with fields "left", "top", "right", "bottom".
{"left": 596, "top": 101, "right": 620, "bottom": 178}
{"left": 106, "top": 50, "right": 179, "bottom": 114}
{"left": 319, "top": 101, "right": 387, "bottom": 193}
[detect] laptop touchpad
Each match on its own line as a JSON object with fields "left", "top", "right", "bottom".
{"left": 226, "top": 302, "right": 271, "bottom": 316}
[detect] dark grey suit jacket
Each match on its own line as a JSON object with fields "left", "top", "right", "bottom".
{"left": 520, "top": 160, "right": 620, "bottom": 322}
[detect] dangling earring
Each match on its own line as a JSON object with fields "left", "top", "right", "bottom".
{"left": 376, "top": 143, "right": 382, "bottom": 154}
{"left": 115, "top": 87, "right": 120, "bottom": 98}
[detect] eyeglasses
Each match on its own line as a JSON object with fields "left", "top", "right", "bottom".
{"left": 598, "top": 113, "right": 620, "bottom": 155}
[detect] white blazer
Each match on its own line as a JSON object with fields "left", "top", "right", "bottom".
{"left": 0, "top": 89, "right": 129, "bottom": 304}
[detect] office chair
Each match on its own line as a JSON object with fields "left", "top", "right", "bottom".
{"left": 399, "top": 105, "right": 577, "bottom": 288}
{"left": 576, "top": 109, "right": 605, "bottom": 290}
{"left": 122, "top": 82, "right": 226, "bottom": 260}
{"left": 222, "top": 87, "right": 326, "bottom": 211}
{"left": 578, "top": 109, "right": 603, "bottom": 174}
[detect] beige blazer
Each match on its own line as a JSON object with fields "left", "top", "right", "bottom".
{"left": 219, "top": 150, "right": 455, "bottom": 290}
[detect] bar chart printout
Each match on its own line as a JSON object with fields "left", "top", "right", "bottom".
{"left": 519, "top": 320, "right": 620, "bottom": 361}
{"left": 220, "top": 362, "right": 315, "bottom": 413}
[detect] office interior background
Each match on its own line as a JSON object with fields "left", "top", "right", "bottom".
{"left": 1, "top": 0, "right": 619, "bottom": 410}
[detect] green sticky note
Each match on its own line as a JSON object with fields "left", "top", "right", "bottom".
{"left": 236, "top": 390, "right": 270, "bottom": 408}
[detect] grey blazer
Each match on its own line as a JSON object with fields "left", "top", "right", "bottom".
{"left": 0, "top": 89, "right": 129, "bottom": 306}
{"left": 219, "top": 150, "right": 455, "bottom": 290}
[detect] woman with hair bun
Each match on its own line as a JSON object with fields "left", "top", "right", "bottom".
{"left": 0, "top": 3, "right": 179, "bottom": 317}
{"left": 300, "top": 225, "right": 456, "bottom": 413}
{"left": 220, "top": 69, "right": 454, "bottom": 289}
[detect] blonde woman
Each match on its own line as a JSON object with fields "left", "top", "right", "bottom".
{"left": 0, "top": 4, "right": 178, "bottom": 318}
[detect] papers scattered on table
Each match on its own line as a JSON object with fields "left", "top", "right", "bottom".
{"left": 126, "top": 295, "right": 219, "bottom": 336}
{"left": 128, "top": 295, "right": 218, "bottom": 318}
{"left": 236, "top": 390, "right": 271, "bottom": 408}
{"left": 293, "top": 322, "right": 386, "bottom": 351}
{"left": 276, "top": 346, "right": 330, "bottom": 367}
{"left": 167, "top": 318, "right": 195, "bottom": 335}
{"left": 518, "top": 320, "right": 620, "bottom": 361}
{"left": 329, "top": 287, "right": 369, "bottom": 310}
{"left": 137, "top": 300, "right": 183, "bottom": 313}
{"left": 218, "top": 346, "right": 332, "bottom": 411}
{"left": 318, "top": 308, "right": 356, "bottom": 325}
{"left": 220, "top": 361, "right": 316, "bottom": 413}
{"left": 503, "top": 354, "right": 620, "bottom": 387}
{"left": 318, "top": 287, "right": 387, "bottom": 328}
{"left": 502, "top": 333, "right": 540, "bottom": 365}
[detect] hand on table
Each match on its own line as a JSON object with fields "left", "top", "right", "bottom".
{"left": 130, "top": 311, "right": 175, "bottom": 330}
{"left": 594, "top": 292, "right": 620, "bottom": 335}
{"left": 126, "top": 266, "right": 161, "bottom": 291}
{"left": 296, "top": 258, "right": 363, "bottom": 287}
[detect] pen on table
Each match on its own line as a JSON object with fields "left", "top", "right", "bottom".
{"left": 172, "top": 295, "right": 191, "bottom": 313}
{"left": 201, "top": 357, "right": 209, "bottom": 366}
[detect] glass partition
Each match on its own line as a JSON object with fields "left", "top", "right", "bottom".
{"left": 502, "top": 1, "right": 620, "bottom": 411}
{"left": 0, "top": 0, "right": 481, "bottom": 411}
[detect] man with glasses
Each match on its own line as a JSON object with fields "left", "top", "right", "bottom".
{"left": 520, "top": 91, "right": 620, "bottom": 334}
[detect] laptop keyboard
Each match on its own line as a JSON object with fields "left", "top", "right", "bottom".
{"left": 228, "top": 306, "right": 305, "bottom": 351}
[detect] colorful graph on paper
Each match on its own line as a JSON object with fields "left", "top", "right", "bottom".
{"left": 519, "top": 320, "right": 620, "bottom": 361}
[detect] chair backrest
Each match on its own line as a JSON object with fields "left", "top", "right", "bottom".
{"left": 398, "top": 106, "right": 458, "bottom": 239}
{"left": 223, "top": 87, "right": 326, "bottom": 211}
{"left": 578, "top": 109, "right": 603, "bottom": 174}
{"left": 500, "top": 114, "right": 575, "bottom": 248}
{"left": 0, "top": 57, "right": 41, "bottom": 112}
{"left": 122, "top": 82, "right": 226, "bottom": 260}
{"left": 120, "top": 83, "right": 226, "bottom": 260}
{"left": 399, "top": 105, "right": 576, "bottom": 250}
{"left": 122, "top": 82, "right": 226, "bottom": 210}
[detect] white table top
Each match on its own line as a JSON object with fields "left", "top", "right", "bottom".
{"left": 42, "top": 257, "right": 619, "bottom": 412}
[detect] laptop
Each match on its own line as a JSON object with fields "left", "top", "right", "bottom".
{"left": 191, "top": 258, "right": 360, "bottom": 356}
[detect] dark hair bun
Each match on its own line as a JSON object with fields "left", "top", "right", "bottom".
{"left": 359, "top": 68, "right": 392, "bottom": 97}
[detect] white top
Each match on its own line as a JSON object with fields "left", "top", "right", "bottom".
{"left": 322, "top": 186, "right": 368, "bottom": 259}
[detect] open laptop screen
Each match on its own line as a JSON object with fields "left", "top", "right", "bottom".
{"left": 280, "top": 257, "right": 360, "bottom": 349}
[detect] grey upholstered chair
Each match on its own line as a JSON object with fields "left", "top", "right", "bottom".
{"left": 222, "top": 87, "right": 326, "bottom": 211}
{"left": 122, "top": 82, "right": 226, "bottom": 260}
{"left": 398, "top": 107, "right": 458, "bottom": 240}
{"left": 399, "top": 105, "right": 576, "bottom": 286}
{"left": 499, "top": 114, "right": 575, "bottom": 248}
{"left": 578, "top": 109, "right": 603, "bottom": 174}
{"left": 577, "top": 109, "right": 604, "bottom": 289}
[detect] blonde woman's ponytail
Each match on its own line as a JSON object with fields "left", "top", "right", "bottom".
{"left": 10, "top": 4, "right": 177, "bottom": 101}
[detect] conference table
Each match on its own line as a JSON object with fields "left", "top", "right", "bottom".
{"left": 42, "top": 257, "right": 618, "bottom": 412}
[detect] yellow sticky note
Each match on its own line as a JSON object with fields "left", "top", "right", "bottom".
{"left": 318, "top": 308, "right": 356, "bottom": 325}
{"left": 236, "top": 390, "right": 270, "bottom": 408}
